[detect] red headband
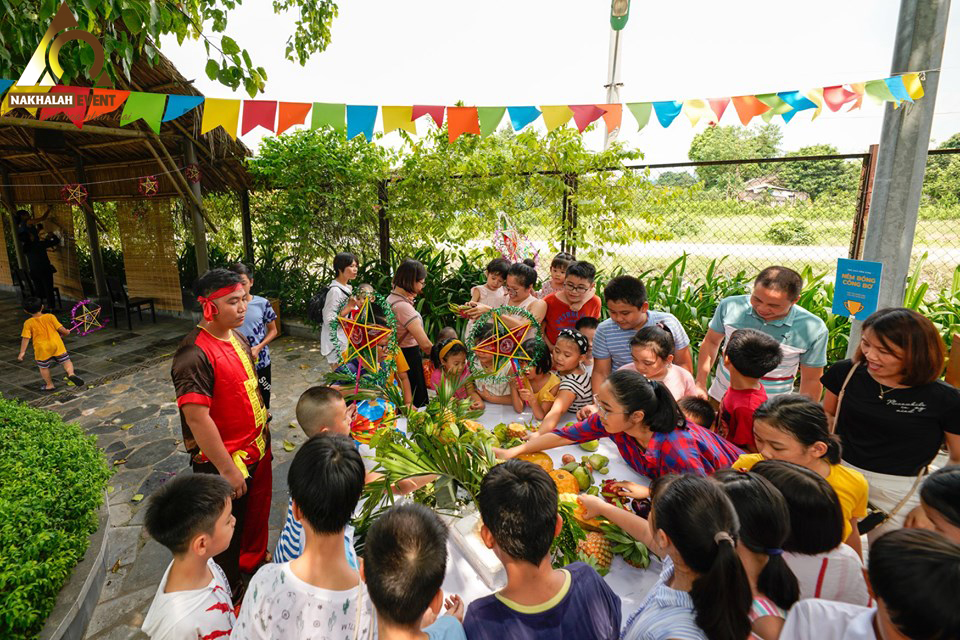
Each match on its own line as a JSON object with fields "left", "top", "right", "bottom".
{"left": 197, "top": 283, "right": 244, "bottom": 322}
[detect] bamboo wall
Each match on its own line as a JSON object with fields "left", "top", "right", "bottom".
{"left": 116, "top": 199, "right": 183, "bottom": 311}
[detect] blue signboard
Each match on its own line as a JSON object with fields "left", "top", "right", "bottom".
{"left": 832, "top": 258, "right": 883, "bottom": 320}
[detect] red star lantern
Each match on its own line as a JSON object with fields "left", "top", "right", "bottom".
{"left": 138, "top": 175, "right": 159, "bottom": 197}
{"left": 184, "top": 163, "right": 201, "bottom": 184}
{"left": 472, "top": 313, "right": 533, "bottom": 374}
{"left": 337, "top": 297, "right": 393, "bottom": 373}
{"left": 60, "top": 183, "right": 88, "bottom": 206}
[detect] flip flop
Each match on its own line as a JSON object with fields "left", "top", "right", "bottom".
{"left": 40, "top": 386, "right": 55, "bottom": 392}
{"left": 68, "top": 375, "right": 85, "bottom": 387}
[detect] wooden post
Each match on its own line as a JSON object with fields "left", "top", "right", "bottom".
{"left": 849, "top": 144, "right": 879, "bottom": 260}
{"left": 946, "top": 335, "right": 960, "bottom": 388}
{"left": 183, "top": 138, "right": 209, "bottom": 275}
{"left": 240, "top": 189, "right": 254, "bottom": 265}
{"left": 73, "top": 156, "right": 108, "bottom": 298}
{"left": 377, "top": 179, "right": 390, "bottom": 266}
{"left": 0, "top": 166, "right": 27, "bottom": 271}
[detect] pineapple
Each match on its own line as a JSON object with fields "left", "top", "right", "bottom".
{"left": 578, "top": 531, "right": 613, "bottom": 574}
{"left": 601, "top": 523, "right": 651, "bottom": 570}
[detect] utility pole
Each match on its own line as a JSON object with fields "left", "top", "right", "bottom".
{"left": 603, "top": 0, "right": 630, "bottom": 149}
{"left": 846, "top": 0, "right": 951, "bottom": 358}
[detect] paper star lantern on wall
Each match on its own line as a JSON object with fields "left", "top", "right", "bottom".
{"left": 60, "top": 183, "right": 88, "bottom": 206}
{"left": 138, "top": 175, "right": 159, "bottom": 197}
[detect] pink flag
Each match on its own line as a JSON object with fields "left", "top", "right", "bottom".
{"left": 569, "top": 104, "right": 606, "bottom": 132}
{"left": 412, "top": 105, "right": 445, "bottom": 127}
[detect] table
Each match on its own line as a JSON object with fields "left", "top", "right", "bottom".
{"left": 362, "top": 403, "right": 662, "bottom": 620}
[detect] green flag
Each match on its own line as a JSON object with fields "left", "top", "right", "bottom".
{"left": 311, "top": 102, "right": 346, "bottom": 134}
{"left": 120, "top": 92, "right": 167, "bottom": 133}
{"left": 477, "top": 107, "right": 506, "bottom": 137}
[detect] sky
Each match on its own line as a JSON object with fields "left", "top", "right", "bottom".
{"left": 157, "top": 0, "right": 960, "bottom": 165}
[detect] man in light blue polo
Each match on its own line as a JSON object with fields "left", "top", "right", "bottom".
{"left": 696, "top": 266, "right": 828, "bottom": 402}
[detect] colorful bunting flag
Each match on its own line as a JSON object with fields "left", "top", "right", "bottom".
{"left": 709, "top": 98, "right": 730, "bottom": 123}
{"left": 121, "top": 91, "right": 167, "bottom": 133}
{"left": 0, "top": 79, "right": 13, "bottom": 98}
{"left": 162, "top": 95, "right": 204, "bottom": 123}
{"left": 2, "top": 84, "right": 51, "bottom": 116}
{"left": 864, "top": 79, "right": 896, "bottom": 105}
{"left": 507, "top": 106, "right": 541, "bottom": 132}
{"left": 803, "top": 88, "right": 824, "bottom": 120}
{"left": 848, "top": 83, "right": 866, "bottom": 111}
{"left": 448, "top": 106, "right": 481, "bottom": 142}
{"left": 756, "top": 93, "right": 793, "bottom": 123}
{"left": 652, "top": 101, "right": 683, "bottom": 127}
{"left": 902, "top": 73, "right": 924, "bottom": 100}
{"left": 599, "top": 103, "right": 622, "bottom": 133}
{"left": 541, "top": 105, "right": 573, "bottom": 132}
{"left": 412, "top": 105, "right": 445, "bottom": 127}
{"left": 382, "top": 106, "right": 416, "bottom": 134}
{"left": 731, "top": 95, "right": 771, "bottom": 125}
{"left": 277, "top": 102, "right": 312, "bottom": 135}
{"left": 39, "top": 85, "right": 89, "bottom": 128}
{"left": 822, "top": 85, "right": 859, "bottom": 112}
{"left": 200, "top": 98, "right": 241, "bottom": 139}
{"left": 311, "top": 103, "right": 346, "bottom": 134}
{"left": 682, "top": 99, "right": 714, "bottom": 127}
{"left": 85, "top": 89, "right": 129, "bottom": 121}
{"left": 241, "top": 100, "right": 277, "bottom": 135}
{"left": 883, "top": 76, "right": 912, "bottom": 106}
{"left": 346, "top": 105, "right": 378, "bottom": 140}
{"left": 569, "top": 104, "right": 606, "bottom": 132}
{"left": 626, "top": 102, "right": 652, "bottom": 131}
{"left": 477, "top": 106, "right": 506, "bottom": 136}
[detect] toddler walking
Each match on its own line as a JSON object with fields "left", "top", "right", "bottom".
{"left": 18, "top": 296, "right": 83, "bottom": 391}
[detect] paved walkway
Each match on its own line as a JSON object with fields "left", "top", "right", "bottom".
{"left": 13, "top": 311, "right": 330, "bottom": 639}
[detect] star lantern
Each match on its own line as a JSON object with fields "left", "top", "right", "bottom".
{"left": 138, "top": 175, "right": 159, "bottom": 197}
{"left": 472, "top": 312, "right": 534, "bottom": 375}
{"left": 60, "top": 183, "right": 88, "bottom": 206}
{"left": 184, "top": 163, "right": 202, "bottom": 184}
{"left": 337, "top": 296, "right": 393, "bottom": 374}
{"left": 69, "top": 299, "right": 106, "bottom": 335}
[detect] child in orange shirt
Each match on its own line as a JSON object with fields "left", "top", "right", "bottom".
{"left": 18, "top": 297, "right": 84, "bottom": 392}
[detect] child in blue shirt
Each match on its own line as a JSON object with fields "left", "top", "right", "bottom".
{"left": 230, "top": 263, "right": 278, "bottom": 408}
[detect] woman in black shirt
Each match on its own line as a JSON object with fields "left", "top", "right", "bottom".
{"left": 822, "top": 308, "right": 960, "bottom": 540}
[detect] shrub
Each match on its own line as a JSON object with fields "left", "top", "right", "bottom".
{"left": 765, "top": 219, "right": 816, "bottom": 246}
{"left": 0, "top": 399, "right": 111, "bottom": 639}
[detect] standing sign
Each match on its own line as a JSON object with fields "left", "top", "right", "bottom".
{"left": 832, "top": 258, "right": 883, "bottom": 320}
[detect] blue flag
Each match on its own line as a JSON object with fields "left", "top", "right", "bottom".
{"left": 347, "top": 105, "right": 378, "bottom": 140}
{"left": 652, "top": 101, "right": 683, "bottom": 127}
{"left": 507, "top": 106, "right": 541, "bottom": 132}
{"left": 162, "top": 95, "right": 205, "bottom": 122}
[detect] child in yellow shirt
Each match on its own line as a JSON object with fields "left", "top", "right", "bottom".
{"left": 18, "top": 297, "right": 84, "bottom": 392}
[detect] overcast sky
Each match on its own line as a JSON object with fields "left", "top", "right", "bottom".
{"left": 158, "top": 0, "right": 960, "bottom": 164}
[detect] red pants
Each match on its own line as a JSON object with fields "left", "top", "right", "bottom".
{"left": 193, "top": 449, "right": 273, "bottom": 598}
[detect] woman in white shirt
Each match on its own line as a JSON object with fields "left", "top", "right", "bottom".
{"left": 320, "top": 252, "right": 358, "bottom": 366}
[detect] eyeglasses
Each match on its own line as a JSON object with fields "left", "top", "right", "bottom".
{"left": 564, "top": 282, "right": 591, "bottom": 294}
{"left": 593, "top": 394, "right": 627, "bottom": 418}
{"left": 505, "top": 286, "right": 520, "bottom": 296}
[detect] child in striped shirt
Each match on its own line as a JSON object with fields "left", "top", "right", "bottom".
{"left": 536, "top": 329, "right": 592, "bottom": 434}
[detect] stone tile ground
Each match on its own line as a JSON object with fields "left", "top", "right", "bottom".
{"left": 1, "top": 294, "right": 329, "bottom": 639}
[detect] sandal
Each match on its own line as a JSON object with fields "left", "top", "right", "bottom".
{"left": 40, "top": 386, "right": 55, "bottom": 392}
{"left": 68, "top": 375, "right": 85, "bottom": 387}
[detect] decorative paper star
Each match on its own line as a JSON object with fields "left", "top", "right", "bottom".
{"left": 61, "top": 183, "right": 88, "bottom": 206}
{"left": 472, "top": 312, "right": 533, "bottom": 374}
{"left": 70, "top": 301, "right": 105, "bottom": 335}
{"left": 337, "top": 297, "right": 392, "bottom": 373}
{"left": 138, "top": 175, "right": 159, "bottom": 197}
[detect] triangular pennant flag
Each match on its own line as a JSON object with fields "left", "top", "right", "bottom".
{"left": 756, "top": 93, "right": 793, "bottom": 123}
{"left": 778, "top": 91, "right": 817, "bottom": 112}
{"left": 120, "top": 91, "right": 167, "bottom": 134}
{"left": 346, "top": 105, "right": 378, "bottom": 140}
{"left": 902, "top": 73, "right": 924, "bottom": 100}
{"left": 884, "top": 76, "right": 913, "bottom": 105}
{"left": 708, "top": 98, "right": 730, "bottom": 123}
{"left": 412, "top": 105, "right": 445, "bottom": 128}
{"left": 241, "top": 100, "right": 277, "bottom": 135}
{"left": 382, "top": 106, "right": 416, "bottom": 134}
{"left": 277, "top": 102, "right": 312, "bottom": 135}
{"left": 805, "top": 88, "right": 824, "bottom": 120}
{"left": 541, "top": 105, "right": 574, "bottom": 132}
{"left": 39, "top": 85, "right": 89, "bottom": 128}
{"left": 0, "top": 79, "right": 13, "bottom": 98}
{"left": 731, "top": 95, "right": 771, "bottom": 125}
{"left": 447, "top": 106, "right": 481, "bottom": 142}
{"left": 652, "top": 101, "right": 683, "bottom": 127}
{"left": 822, "top": 85, "right": 859, "bottom": 112}
{"left": 569, "top": 104, "right": 606, "bottom": 132}
{"left": 598, "top": 104, "right": 622, "bottom": 132}
{"left": 85, "top": 89, "right": 129, "bottom": 121}
{"left": 477, "top": 107, "right": 506, "bottom": 136}
{"left": 311, "top": 103, "right": 346, "bottom": 134}
{"left": 200, "top": 98, "right": 241, "bottom": 139}
{"left": 848, "top": 83, "right": 866, "bottom": 111}
{"left": 162, "top": 95, "right": 204, "bottom": 123}
{"left": 507, "top": 106, "right": 541, "bottom": 132}
{"left": 865, "top": 79, "right": 896, "bottom": 105}
{"left": 626, "top": 102, "right": 652, "bottom": 131}
{"left": 2, "top": 85, "right": 52, "bottom": 116}
{"left": 681, "top": 99, "right": 714, "bottom": 127}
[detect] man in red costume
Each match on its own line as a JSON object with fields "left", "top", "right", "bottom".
{"left": 171, "top": 268, "right": 271, "bottom": 599}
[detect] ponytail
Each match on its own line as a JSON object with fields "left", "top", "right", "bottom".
{"left": 650, "top": 475, "right": 752, "bottom": 640}
{"left": 753, "top": 394, "right": 842, "bottom": 465}
{"left": 607, "top": 370, "right": 685, "bottom": 434}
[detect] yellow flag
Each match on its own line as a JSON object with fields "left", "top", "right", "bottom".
{"left": 540, "top": 105, "right": 573, "bottom": 132}
{"left": 382, "top": 106, "right": 416, "bottom": 134}
{"left": 2, "top": 84, "right": 52, "bottom": 116}
{"left": 682, "top": 99, "right": 714, "bottom": 126}
{"left": 805, "top": 88, "right": 824, "bottom": 120}
{"left": 201, "top": 98, "right": 241, "bottom": 139}
{"left": 902, "top": 73, "right": 924, "bottom": 100}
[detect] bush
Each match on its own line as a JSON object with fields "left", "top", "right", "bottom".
{"left": 765, "top": 219, "right": 816, "bottom": 245}
{"left": 0, "top": 400, "right": 111, "bottom": 638}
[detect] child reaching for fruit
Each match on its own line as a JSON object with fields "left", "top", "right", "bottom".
{"left": 429, "top": 337, "right": 484, "bottom": 410}
{"left": 513, "top": 338, "right": 560, "bottom": 420}
{"left": 534, "top": 329, "right": 593, "bottom": 434}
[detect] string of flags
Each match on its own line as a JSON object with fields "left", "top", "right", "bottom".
{"left": 0, "top": 73, "right": 925, "bottom": 143}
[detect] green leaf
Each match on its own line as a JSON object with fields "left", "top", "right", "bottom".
{"left": 121, "top": 7, "right": 142, "bottom": 34}
{"left": 221, "top": 35, "right": 240, "bottom": 55}
{"left": 205, "top": 59, "right": 219, "bottom": 81}
{"left": 282, "top": 440, "right": 297, "bottom": 452}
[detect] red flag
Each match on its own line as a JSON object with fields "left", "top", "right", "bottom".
{"left": 241, "top": 100, "right": 277, "bottom": 135}
{"left": 447, "top": 107, "right": 480, "bottom": 143}
{"left": 708, "top": 98, "right": 730, "bottom": 123}
{"left": 412, "top": 105, "right": 445, "bottom": 127}
{"left": 569, "top": 104, "right": 607, "bottom": 133}
{"left": 277, "top": 102, "right": 311, "bottom": 135}
{"left": 822, "top": 85, "right": 860, "bottom": 112}
{"left": 85, "top": 89, "right": 129, "bottom": 121}
{"left": 39, "top": 86, "right": 90, "bottom": 128}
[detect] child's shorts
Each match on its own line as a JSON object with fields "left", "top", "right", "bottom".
{"left": 36, "top": 353, "right": 70, "bottom": 369}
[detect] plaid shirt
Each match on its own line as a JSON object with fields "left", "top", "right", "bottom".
{"left": 554, "top": 414, "right": 743, "bottom": 478}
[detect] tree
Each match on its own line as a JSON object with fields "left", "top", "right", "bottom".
{"left": 777, "top": 144, "right": 859, "bottom": 201}
{"left": 0, "top": 0, "right": 338, "bottom": 96}
{"left": 688, "top": 124, "right": 782, "bottom": 193}
{"left": 923, "top": 132, "right": 960, "bottom": 204}
{"left": 656, "top": 171, "right": 697, "bottom": 187}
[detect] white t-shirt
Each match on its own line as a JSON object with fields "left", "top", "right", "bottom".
{"left": 232, "top": 562, "right": 374, "bottom": 640}
{"left": 779, "top": 599, "right": 876, "bottom": 640}
{"left": 784, "top": 545, "right": 871, "bottom": 606}
{"left": 321, "top": 281, "right": 352, "bottom": 364}
{"left": 141, "top": 559, "right": 235, "bottom": 640}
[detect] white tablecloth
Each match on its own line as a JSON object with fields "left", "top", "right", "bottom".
{"left": 362, "top": 404, "right": 662, "bottom": 620}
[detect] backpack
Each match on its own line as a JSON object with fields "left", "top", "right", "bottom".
{"left": 307, "top": 286, "right": 330, "bottom": 325}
